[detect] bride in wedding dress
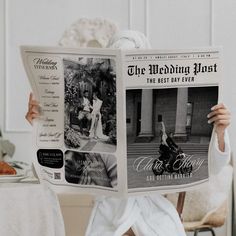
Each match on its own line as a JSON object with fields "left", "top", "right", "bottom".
{"left": 89, "top": 90, "right": 109, "bottom": 140}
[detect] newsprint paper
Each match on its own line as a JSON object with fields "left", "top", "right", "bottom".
{"left": 21, "top": 46, "right": 222, "bottom": 196}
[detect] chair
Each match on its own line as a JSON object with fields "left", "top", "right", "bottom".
{"left": 175, "top": 174, "right": 231, "bottom": 236}
{"left": 176, "top": 191, "right": 186, "bottom": 221}
{"left": 174, "top": 162, "right": 233, "bottom": 236}
{"left": 183, "top": 200, "right": 227, "bottom": 236}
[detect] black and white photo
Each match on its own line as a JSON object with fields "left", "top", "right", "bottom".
{"left": 64, "top": 57, "right": 117, "bottom": 153}
{"left": 64, "top": 150, "right": 117, "bottom": 188}
{"left": 126, "top": 86, "right": 218, "bottom": 189}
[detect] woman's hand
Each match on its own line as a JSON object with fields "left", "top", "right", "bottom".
{"left": 85, "top": 154, "right": 111, "bottom": 187}
{"left": 78, "top": 170, "right": 93, "bottom": 185}
{"left": 207, "top": 103, "right": 231, "bottom": 152}
{"left": 25, "top": 93, "right": 40, "bottom": 125}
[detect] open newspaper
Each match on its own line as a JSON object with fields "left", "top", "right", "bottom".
{"left": 21, "top": 46, "right": 221, "bottom": 196}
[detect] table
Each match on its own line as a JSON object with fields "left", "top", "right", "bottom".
{"left": 0, "top": 182, "right": 65, "bottom": 236}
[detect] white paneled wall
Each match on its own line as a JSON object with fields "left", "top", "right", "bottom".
{"left": 148, "top": 0, "right": 211, "bottom": 48}
{"left": 4, "top": 0, "right": 131, "bottom": 132}
{"left": 1, "top": 0, "right": 235, "bottom": 235}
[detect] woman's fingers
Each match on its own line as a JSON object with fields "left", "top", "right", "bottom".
{"left": 83, "top": 171, "right": 88, "bottom": 184}
{"left": 87, "top": 174, "right": 91, "bottom": 185}
{"left": 28, "top": 93, "right": 38, "bottom": 108}
{"left": 29, "top": 100, "right": 40, "bottom": 107}
{"left": 29, "top": 92, "right": 33, "bottom": 103}
{"left": 208, "top": 114, "right": 230, "bottom": 124}
{"left": 79, "top": 172, "right": 86, "bottom": 185}
{"left": 85, "top": 154, "right": 94, "bottom": 163}
{"left": 207, "top": 103, "right": 231, "bottom": 132}
{"left": 207, "top": 103, "right": 230, "bottom": 123}
{"left": 28, "top": 101, "right": 40, "bottom": 114}
{"left": 31, "top": 105, "right": 40, "bottom": 114}
{"left": 93, "top": 153, "right": 100, "bottom": 162}
{"left": 26, "top": 93, "right": 41, "bottom": 125}
{"left": 28, "top": 92, "right": 40, "bottom": 110}
{"left": 207, "top": 108, "right": 230, "bottom": 119}
{"left": 25, "top": 111, "right": 40, "bottom": 124}
{"left": 210, "top": 103, "right": 225, "bottom": 111}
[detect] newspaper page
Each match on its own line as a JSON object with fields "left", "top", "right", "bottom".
{"left": 21, "top": 46, "right": 222, "bottom": 196}
{"left": 21, "top": 46, "right": 126, "bottom": 196}
{"left": 123, "top": 48, "right": 221, "bottom": 194}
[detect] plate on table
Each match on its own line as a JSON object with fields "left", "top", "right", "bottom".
{"left": 0, "top": 174, "right": 27, "bottom": 183}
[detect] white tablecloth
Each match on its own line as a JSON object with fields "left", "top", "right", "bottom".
{"left": 0, "top": 183, "right": 65, "bottom": 236}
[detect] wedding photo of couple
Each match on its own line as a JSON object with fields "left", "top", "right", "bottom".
{"left": 64, "top": 57, "right": 117, "bottom": 153}
{"left": 78, "top": 89, "right": 107, "bottom": 139}
{"left": 126, "top": 86, "right": 218, "bottom": 189}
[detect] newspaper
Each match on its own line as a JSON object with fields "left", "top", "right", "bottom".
{"left": 21, "top": 46, "right": 222, "bottom": 196}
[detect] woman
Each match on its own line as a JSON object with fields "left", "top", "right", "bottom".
{"left": 26, "top": 86, "right": 231, "bottom": 236}
{"left": 26, "top": 30, "right": 231, "bottom": 236}
{"left": 88, "top": 90, "right": 108, "bottom": 140}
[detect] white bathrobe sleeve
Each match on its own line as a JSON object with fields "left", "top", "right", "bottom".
{"left": 209, "top": 129, "right": 231, "bottom": 175}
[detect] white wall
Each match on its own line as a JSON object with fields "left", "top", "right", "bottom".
{"left": 0, "top": 1, "right": 33, "bottom": 160}
{"left": 214, "top": 1, "right": 236, "bottom": 234}
{"left": 1, "top": 0, "right": 235, "bottom": 235}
